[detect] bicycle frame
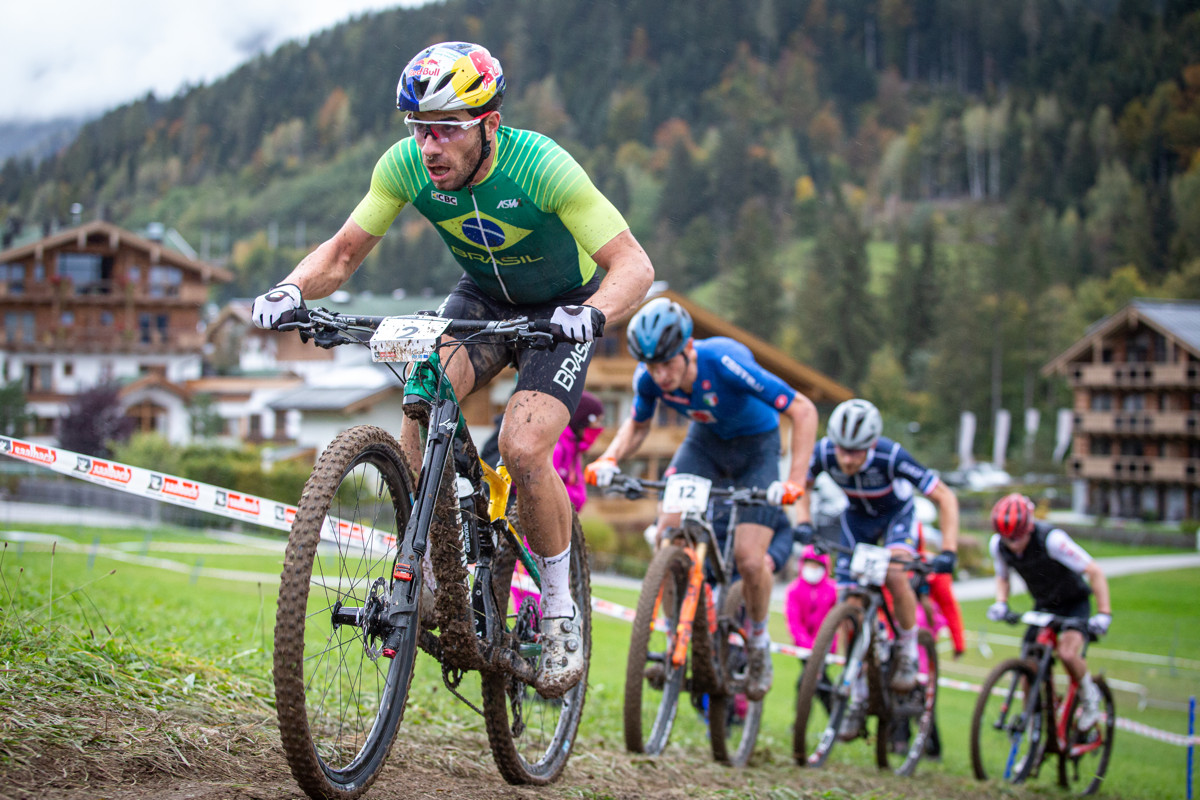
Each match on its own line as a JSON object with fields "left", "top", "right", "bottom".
{"left": 654, "top": 489, "right": 743, "bottom": 670}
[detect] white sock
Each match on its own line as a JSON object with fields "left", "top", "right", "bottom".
{"left": 751, "top": 617, "right": 771, "bottom": 649}
{"left": 899, "top": 623, "right": 919, "bottom": 661}
{"left": 532, "top": 545, "right": 574, "bottom": 618}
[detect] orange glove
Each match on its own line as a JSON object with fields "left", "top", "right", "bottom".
{"left": 585, "top": 456, "right": 619, "bottom": 487}
{"left": 767, "top": 480, "right": 804, "bottom": 505}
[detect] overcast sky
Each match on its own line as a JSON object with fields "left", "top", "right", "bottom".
{"left": 1, "top": 1, "right": 427, "bottom": 123}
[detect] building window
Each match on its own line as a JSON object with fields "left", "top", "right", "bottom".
{"left": 63, "top": 362, "right": 74, "bottom": 377}
{"left": 1091, "top": 437, "right": 1112, "bottom": 455}
{"left": 1090, "top": 392, "right": 1113, "bottom": 411}
{"left": 100, "top": 310, "right": 114, "bottom": 327}
{"left": 4, "top": 311, "right": 35, "bottom": 343}
{"left": 22, "top": 363, "right": 51, "bottom": 393}
{"left": 1, "top": 263, "right": 24, "bottom": 294}
{"left": 33, "top": 261, "right": 44, "bottom": 282}
{"left": 60, "top": 311, "right": 74, "bottom": 327}
{"left": 149, "top": 265, "right": 182, "bottom": 297}
{"left": 127, "top": 400, "right": 163, "bottom": 433}
{"left": 58, "top": 252, "right": 114, "bottom": 294}
{"left": 1120, "top": 440, "right": 1144, "bottom": 457}
{"left": 1122, "top": 394, "right": 1145, "bottom": 411}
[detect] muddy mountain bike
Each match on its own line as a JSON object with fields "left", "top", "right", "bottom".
{"left": 606, "top": 472, "right": 777, "bottom": 767}
{"left": 969, "top": 609, "right": 1115, "bottom": 795}
{"left": 271, "top": 308, "right": 591, "bottom": 799}
{"left": 792, "top": 540, "right": 938, "bottom": 776}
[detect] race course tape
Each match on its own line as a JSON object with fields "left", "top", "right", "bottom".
{"left": 0, "top": 435, "right": 393, "bottom": 553}
{"left": 3, "top": 435, "right": 1196, "bottom": 748}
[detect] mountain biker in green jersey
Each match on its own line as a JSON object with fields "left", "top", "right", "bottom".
{"left": 251, "top": 41, "right": 655, "bottom": 698}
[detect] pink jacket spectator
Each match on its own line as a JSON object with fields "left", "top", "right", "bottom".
{"left": 784, "top": 545, "right": 838, "bottom": 650}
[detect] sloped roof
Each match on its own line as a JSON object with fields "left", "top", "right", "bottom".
{"left": 648, "top": 289, "right": 854, "bottom": 403}
{"left": 268, "top": 385, "right": 398, "bottom": 414}
{"left": 1042, "top": 298, "right": 1200, "bottom": 375}
{"left": 0, "top": 220, "right": 233, "bottom": 283}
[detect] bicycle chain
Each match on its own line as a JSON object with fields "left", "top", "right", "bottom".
{"left": 441, "top": 662, "right": 484, "bottom": 717}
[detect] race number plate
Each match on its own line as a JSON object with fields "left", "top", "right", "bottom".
{"left": 849, "top": 542, "right": 892, "bottom": 587}
{"left": 1020, "top": 610, "right": 1055, "bottom": 628}
{"left": 661, "top": 473, "right": 712, "bottom": 515}
{"left": 369, "top": 316, "right": 451, "bottom": 362}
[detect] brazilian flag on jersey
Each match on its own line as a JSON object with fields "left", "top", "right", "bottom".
{"left": 351, "top": 126, "right": 628, "bottom": 305}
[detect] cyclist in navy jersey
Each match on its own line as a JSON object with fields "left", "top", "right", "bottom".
{"left": 586, "top": 297, "right": 818, "bottom": 702}
{"left": 793, "top": 398, "right": 959, "bottom": 738}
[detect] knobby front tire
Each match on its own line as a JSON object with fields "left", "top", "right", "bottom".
{"left": 874, "top": 628, "right": 938, "bottom": 777}
{"left": 969, "top": 658, "right": 1047, "bottom": 785}
{"left": 794, "top": 601, "right": 864, "bottom": 768}
{"left": 708, "top": 580, "right": 764, "bottom": 768}
{"left": 481, "top": 508, "right": 591, "bottom": 785}
{"left": 274, "top": 426, "right": 417, "bottom": 800}
{"left": 1059, "top": 675, "right": 1115, "bottom": 795}
{"left": 623, "top": 544, "right": 693, "bottom": 755}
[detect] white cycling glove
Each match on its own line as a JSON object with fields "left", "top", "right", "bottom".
{"left": 549, "top": 304, "right": 605, "bottom": 343}
{"left": 252, "top": 283, "right": 304, "bottom": 329}
{"left": 986, "top": 601, "right": 1009, "bottom": 622}
{"left": 1087, "top": 612, "right": 1112, "bottom": 637}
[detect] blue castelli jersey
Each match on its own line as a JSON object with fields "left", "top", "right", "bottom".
{"left": 807, "top": 436, "right": 940, "bottom": 519}
{"left": 630, "top": 337, "right": 795, "bottom": 439}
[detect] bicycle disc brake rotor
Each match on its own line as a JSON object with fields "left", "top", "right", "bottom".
{"left": 359, "top": 577, "right": 390, "bottom": 662}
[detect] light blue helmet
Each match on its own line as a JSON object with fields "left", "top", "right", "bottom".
{"left": 626, "top": 297, "right": 693, "bottom": 363}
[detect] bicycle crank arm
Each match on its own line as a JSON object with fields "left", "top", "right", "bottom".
{"left": 486, "top": 642, "right": 540, "bottom": 685}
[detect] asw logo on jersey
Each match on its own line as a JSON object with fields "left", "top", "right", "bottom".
{"left": 497, "top": 198, "right": 519, "bottom": 209}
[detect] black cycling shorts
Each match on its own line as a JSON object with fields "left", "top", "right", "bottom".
{"left": 436, "top": 274, "right": 601, "bottom": 415}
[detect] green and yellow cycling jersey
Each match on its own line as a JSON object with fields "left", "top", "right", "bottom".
{"left": 351, "top": 126, "right": 629, "bottom": 305}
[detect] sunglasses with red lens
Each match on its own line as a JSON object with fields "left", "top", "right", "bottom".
{"left": 403, "top": 112, "right": 491, "bottom": 143}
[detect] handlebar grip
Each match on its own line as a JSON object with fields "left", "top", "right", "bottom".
{"left": 526, "top": 319, "right": 554, "bottom": 334}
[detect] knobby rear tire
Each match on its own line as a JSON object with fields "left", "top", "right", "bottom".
{"left": 274, "top": 425, "right": 417, "bottom": 800}
{"left": 708, "top": 580, "right": 764, "bottom": 768}
{"left": 874, "top": 628, "right": 938, "bottom": 776}
{"left": 481, "top": 508, "right": 591, "bottom": 784}
{"left": 1058, "top": 675, "right": 1115, "bottom": 795}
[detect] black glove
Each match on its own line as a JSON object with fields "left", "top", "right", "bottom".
{"left": 549, "top": 304, "right": 605, "bottom": 343}
{"left": 930, "top": 550, "right": 957, "bottom": 574}
{"left": 793, "top": 522, "right": 815, "bottom": 546}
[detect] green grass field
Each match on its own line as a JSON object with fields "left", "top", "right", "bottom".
{"left": 2, "top": 522, "right": 1197, "bottom": 799}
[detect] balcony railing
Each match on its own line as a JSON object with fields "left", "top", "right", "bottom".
{"left": 1074, "top": 410, "right": 1200, "bottom": 436}
{"left": 0, "top": 327, "right": 205, "bottom": 352}
{"left": 1068, "top": 455, "right": 1200, "bottom": 484}
{"left": 1070, "top": 362, "right": 1200, "bottom": 389}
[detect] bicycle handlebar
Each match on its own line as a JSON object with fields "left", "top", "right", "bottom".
{"left": 1001, "top": 609, "right": 1089, "bottom": 630}
{"left": 808, "top": 536, "right": 933, "bottom": 575}
{"left": 601, "top": 473, "right": 774, "bottom": 506}
{"left": 278, "top": 307, "right": 564, "bottom": 350}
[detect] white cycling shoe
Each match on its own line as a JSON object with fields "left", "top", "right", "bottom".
{"left": 535, "top": 603, "right": 584, "bottom": 698}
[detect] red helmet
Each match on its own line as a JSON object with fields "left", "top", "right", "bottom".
{"left": 992, "top": 493, "right": 1035, "bottom": 539}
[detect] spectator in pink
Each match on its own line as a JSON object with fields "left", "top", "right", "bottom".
{"left": 784, "top": 545, "right": 837, "bottom": 651}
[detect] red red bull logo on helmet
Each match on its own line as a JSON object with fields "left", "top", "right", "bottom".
{"left": 469, "top": 51, "right": 498, "bottom": 88}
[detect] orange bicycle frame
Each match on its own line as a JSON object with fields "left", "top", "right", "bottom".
{"left": 671, "top": 542, "right": 707, "bottom": 668}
